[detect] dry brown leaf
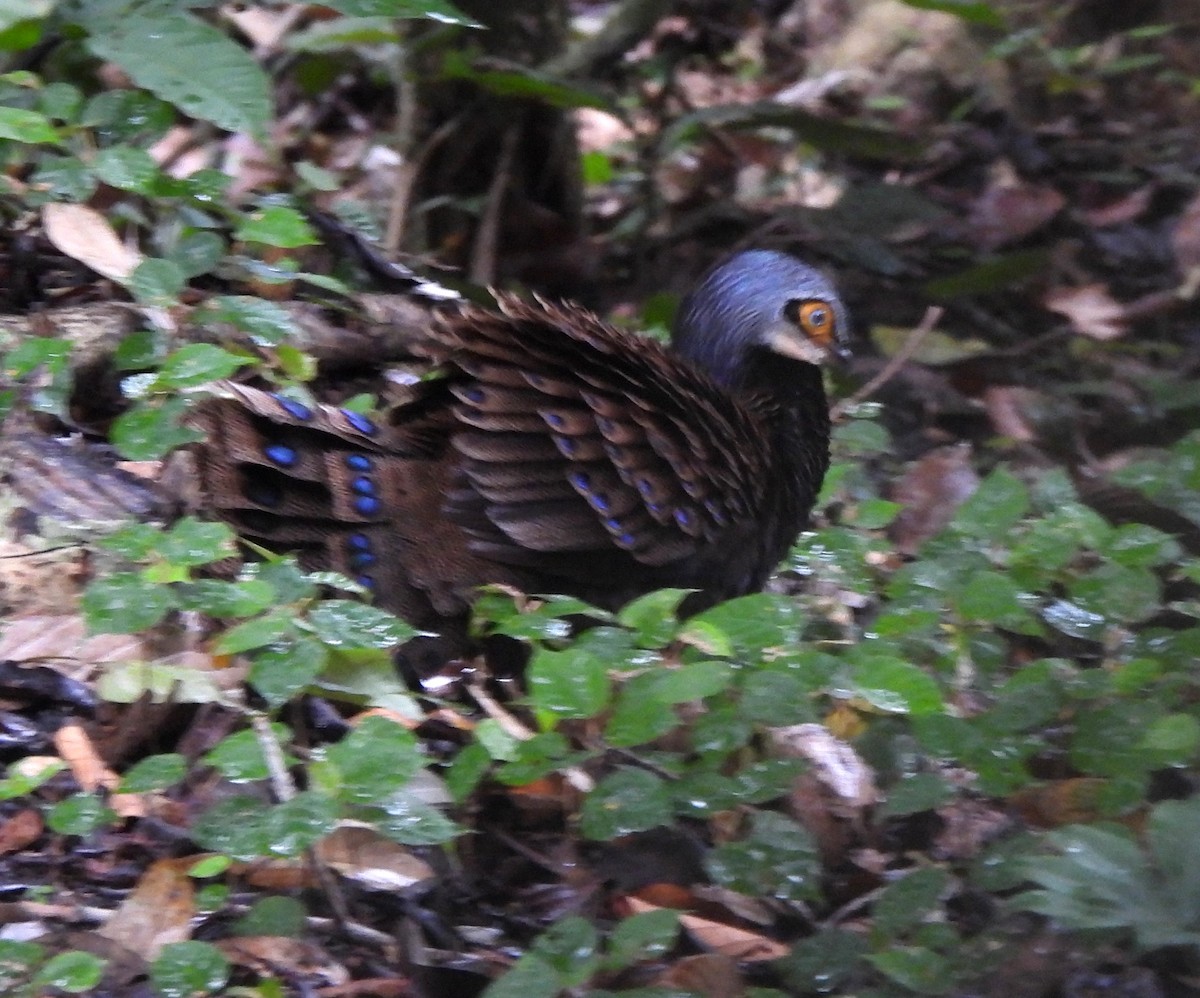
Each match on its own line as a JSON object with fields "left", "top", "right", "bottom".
{"left": 982, "top": 385, "right": 1036, "bottom": 443}
{"left": 0, "top": 615, "right": 144, "bottom": 664}
{"left": 54, "top": 723, "right": 117, "bottom": 794}
{"left": 656, "top": 953, "right": 744, "bottom": 998}
{"left": 625, "top": 897, "right": 790, "bottom": 963}
{"left": 42, "top": 202, "right": 142, "bottom": 282}
{"left": 768, "top": 723, "right": 877, "bottom": 814}
{"left": 970, "top": 181, "right": 1066, "bottom": 251}
{"left": 54, "top": 723, "right": 145, "bottom": 818}
{"left": 1043, "top": 283, "right": 1128, "bottom": 340}
{"left": 216, "top": 936, "right": 349, "bottom": 986}
{"left": 98, "top": 859, "right": 195, "bottom": 957}
{"left": 0, "top": 809, "right": 44, "bottom": 855}
{"left": 678, "top": 911, "right": 790, "bottom": 963}
{"left": 315, "top": 822, "right": 435, "bottom": 892}
{"left": 1082, "top": 184, "right": 1154, "bottom": 228}
{"left": 1171, "top": 187, "right": 1200, "bottom": 272}
{"left": 889, "top": 444, "right": 979, "bottom": 555}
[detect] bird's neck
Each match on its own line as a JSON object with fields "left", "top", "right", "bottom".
{"left": 737, "top": 347, "right": 832, "bottom": 537}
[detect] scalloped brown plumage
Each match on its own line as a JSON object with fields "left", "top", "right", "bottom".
{"left": 190, "top": 251, "right": 848, "bottom": 629}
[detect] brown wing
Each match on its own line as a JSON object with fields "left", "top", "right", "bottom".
{"left": 423, "top": 296, "right": 774, "bottom": 586}
{"left": 188, "top": 381, "right": 514, "bottom": 626}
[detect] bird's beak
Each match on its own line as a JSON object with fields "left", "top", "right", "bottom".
{"left": 765, "top": 323, "right": 850, "bottom": 368}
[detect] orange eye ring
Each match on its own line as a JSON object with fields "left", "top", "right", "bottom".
{"left": 787, "top": 299, "right": 835, "bottom": 344}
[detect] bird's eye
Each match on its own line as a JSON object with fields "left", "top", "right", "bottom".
{"left": 786, "top": 299, "right": 835, "bottom": 343}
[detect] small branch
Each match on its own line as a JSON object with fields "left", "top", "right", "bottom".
{"left": 541, "top": 0, "right": 670, "bottom": 78}
{"left": 831, "top": 305, "right": 943, "bottom": 420}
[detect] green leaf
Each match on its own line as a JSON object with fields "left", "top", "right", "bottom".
{"left": 97, "top": 661, "right": 226, "bottom": 705}
{"left": 1141, "top": 713, "right": 1200, "bottom": 761}
{"left": 235, "top": 204, "right": 318, "bottom": 248}
{"left": 188, "top": 855, "right": 231, "bottom": 879}
{"left": 924, "top": 249, "right": 1050, "bottom": 299}
{"left": 705, "top": 812, "right": 820, "bottom": 902}
{"left": 369, "top": 797, "right": 460, "bottom": 845}
{"left": 531, "top": 916, "right": 600, "bottom": 988}
{"left": 646, "top": 660, "right": 734, "bottom": 703}
{"left": 192, "top": 795, "right": 275, "bottom": 860}
{"left": 245, "top": 558, "right": 317, "bottom": 604}
{"left": 126, "top": 256, "right": 186, "bottom": 306}
{"left": 83, "top": 572, "right": 176, "bottom": 633}
{"left": 233, "top": 895, "right": 308, "bottom": 938}
{"left": 47, "top": 793, "right": 116, "bottom": 836}
{"left": 1069, "top": 563, "right": 1161, "bottom": 624}
{"left": 85, "top": 9, "right": 270, "bottom": 136}
{"left": 248, "top": 637, "right": 328, "bottom": 708}
{"left": 157, "top": 343, "right": 251, "bottom": 388}
{"left": 778, "top": 928, "right": 869, "bottom": 994}
{"left": 605, "top": 909, "right": 679, "bottom": 970}
{"left": 441, "top": 50, "right": 609, "bottom": 111}
{"left": 481, "top": 953, "right": 561, "bottom": 998}
{"left": 687, "top": 592, "right": 803, "bottom": 657}
{"left": 204, "top": 726, "right": 293, "bottom": 783}
{"left": 868, "top": 946, "right": 955, "bottom": 994}
{"left": 873, "top": 868, "right": 950, "bottom": 936}
{"left": 604, "top": 686, "right": 678, "bottom": 747}
{"left": 31, "top": 154, "right": 96, "bottom": 201}
{"left": 31, "top": 950, "right": 106, "bottom": 993}
{"left": 202, "top": 294, "right": 297, "bottom": 346}
{"left": 168, "top": 230, "right": 226, "bottom": 279}
{"left": 955, "top": 569, "right": 1033, "bottom": 629}
{"left": 0, "top": 758, "right": 65, "bottom": 799}
{"left": 150, "top": 941, "right": 230, "bottom": 998}
{"left": 314, "top": 649, "right": 422, "bottom": 719}
{"left": 851, "top": 652, "right": 943, "bottom": 715}
{"left": 739, "top": 670, "right": 815, "bottom": 726}
{"left": 91, "top": 145, "right": 158, "bottom": 192}
{"left": 496, "top": 732, "right": 575, "bottom": 786}
{"left": 214, "top": 612, "right": 296, "bottom": 655}
{"left": 175, "top": 579, "right": 274, "bottom": 617}
{"left": 580, "top": 768, "right": 671, "bottom": 840}
{"left": 161, "top": 517, "right": 236, "bottom": 566}
{"left": 0, "top": 940, "right": 45, "bottom": 991}
{"left": 119, "top": 753, "right": 186, "bottom": 792}
{"left": 878, "top": 772, "right": 953, "bottom": 818}
{"left": 617, "top": 587, "right": 687, "bottom": 645}
{"left": 0, "top": 105, "right": 58, "bottom": 142}
{"left": 110, "top": 397, "right": 203, "bottom": 459}
{"left": 898, "top": 0, "right": 1005, "bottom": 28}
{"left": 321, "top": 0, "right": 482, "bottom": 27}
{"left": 323, "top": 714, "right": 424, "bottom": 803}
{"left": 446, "top": 741, "right": 491, "bottom": 802}
{"left": 305, "top": 599, "right": 416, "bottom": 648}
{"left": 947, "top": 466, "right": 1029, "bottom": 540}
{"left": 287, "top": 16, "right": 399, "bottom": 52}
{"left": 264, "top": 790, "right": 339, "bottom": 856}
{"left": 528, "top": 645, "right": 612, "bottom": 722}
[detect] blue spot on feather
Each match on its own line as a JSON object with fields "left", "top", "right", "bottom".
{"left": 345, "top": 453, "right": 372, "bottom": 472}
{"left": 341, "top": 409, "right": 376, "bottom": 435}
{"left": 264, "top": 443, "right": 297, "bottom": 468}
{"left": 354, "top": 496, "right": 382, "bottom": 516}
{"left": 271, "top": 393, "right": 312, "bottom": 421}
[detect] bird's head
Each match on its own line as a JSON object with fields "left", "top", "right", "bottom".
{"left": 672, "top": 250, "right": 850, "bottom": 387}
